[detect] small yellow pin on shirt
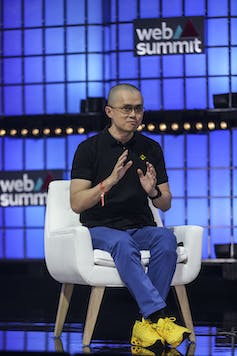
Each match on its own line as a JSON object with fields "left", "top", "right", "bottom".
{"left": 140, "top": 154, "right": 146, "bottom": 161}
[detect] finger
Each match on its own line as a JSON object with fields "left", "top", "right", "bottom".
{"left": 137, "top": 168, "right": 144, "bottom": 177}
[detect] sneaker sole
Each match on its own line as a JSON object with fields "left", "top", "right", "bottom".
{"left": 170, "top": 331, "right": 191, "bottom": 348}
{"left": 131, "top": 336, "right": 164, "bottom": 349}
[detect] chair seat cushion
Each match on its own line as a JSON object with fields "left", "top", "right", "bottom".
{"left": 94, "top": 246, "right": 187, "bottom": 267}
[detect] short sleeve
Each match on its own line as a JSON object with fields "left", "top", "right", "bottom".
{"left": 71, "top": 139, "right": 96, "bottom": 181}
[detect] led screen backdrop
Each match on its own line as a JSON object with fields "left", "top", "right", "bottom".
{"left": 0, "top": 0, "right": 237, "bottom": 259}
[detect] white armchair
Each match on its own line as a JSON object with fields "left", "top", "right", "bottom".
{"left": 44, "top": 180, "right": 203, "bottom": 346}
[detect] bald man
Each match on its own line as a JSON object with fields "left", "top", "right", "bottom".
{"left": 70, "top": 84, "right": 190, "bottom": 352}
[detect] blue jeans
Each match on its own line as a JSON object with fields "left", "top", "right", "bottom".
{"left": 89, "top": 226, "right": 177, "bottom": 319}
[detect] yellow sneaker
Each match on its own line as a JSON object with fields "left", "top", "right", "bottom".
{"left": 131, "top": 319, "right": 165, "bottom": 349}
{"left": 153, "top": 317, "right": 191, "bottom": 348}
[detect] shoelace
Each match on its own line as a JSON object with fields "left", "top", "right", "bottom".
{"left": 161, "top": 317, "right": 177, "bottom": 331}
{"left": 151, "top": 317, "right": 177, "bottom": 332}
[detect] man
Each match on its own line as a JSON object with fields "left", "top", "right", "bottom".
{"left": 70, "top": 84, "right": 191, "bottom": 351}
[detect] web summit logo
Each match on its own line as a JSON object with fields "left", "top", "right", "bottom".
{"left": 0, "top": 170, "right": 63, "bottom": 207}
{"left": 134, "top": 16, "right": 204, "bottom": 56}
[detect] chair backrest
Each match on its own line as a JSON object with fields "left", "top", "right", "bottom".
{"left": 45, "top": 180, "right": 163, "bottom": 231}
{"left": 45, "top": 180, "right": 80, "bottom": 232}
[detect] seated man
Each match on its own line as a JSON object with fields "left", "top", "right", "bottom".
{"left": 70, "top": 83, "right": 191, "bottom": 351}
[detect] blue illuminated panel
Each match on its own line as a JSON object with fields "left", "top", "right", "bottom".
{"left": 164, "top": 135, "right": 184, "bottom": 168}
{"left": 67, "top": 27, "right": 85, "bottom": 53}
{"left": 5, "top": 229, "right": 24, "bottom": 258}
{"left": 163, "top": 79, "right": 184, "bottom": 109}
{"left": 24, "top": 58, "right": 43, "bottom": 83}
{"left": 186, "top": 78, "right": 207, "bottom": 109}
{"left": 46, "top": 84, "right": 65, "bottom": 113}
{"left": 141, "top": 80, "right": 161, "bottom": 110}
{"left": 165, "top": 199, "right": 185, "bottom": 226}
{"left": 0, "top": 0, "right": 236, "bottom": 260}
{"left": 25, "top": 85, "right": 44, "bottom": 114}
{"left": 163, "top": 56, "right": 183, "bottom": 77}
{"left": 187, "top": 135, "right": 208, "bottom": 167}
{"left": 24, "top": 29, "right": 42, "bottom": 55}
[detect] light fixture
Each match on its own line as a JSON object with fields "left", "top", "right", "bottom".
{"left": 220, "top": 121, "right": 228, "bottom": 129}
{"left": 32, "top": 128, "right": 40, "bottom": 136}
{"left": 195, "top": 122, "right": 203, "bottom": 130}
{"left": 183, "top": 122, "right": 191, "bottom": 131}
{"left": 66, "top": 127, "right": 74, "bottom": 135}
{"left": 10, "top": 129, "right": 17, "bottom": 136}
{"left": 159, "top": 123, "right": 167, "bottom": 131}
{"left": 207, "top": 122, "right": 215, "bottom": 130}
{"left": 55, "top": 128, "right": 62, "bottom": 135}
{"left": 77, "top": 127, "right": 85, "bottom": 134}
{"left": 0, "top": 129, "right": 6, "bottom": 136}
{"left": 147, "top": 123, "right": 156, "bottom": 132}
{"left": 43, "top": 128, "right": 51, "bottom": 135}
{"left": 171, "top": 123, "right": 179, "bottom": 131}
{"left": 21, "top": 128, "right": 28, "bottom": 136}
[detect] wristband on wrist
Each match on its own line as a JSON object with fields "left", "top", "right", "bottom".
{"left": 149, "top": 186, "right": 162, "bottom": 200}
{"left": 99, "top": 181, "right": 105, "bottom": 207}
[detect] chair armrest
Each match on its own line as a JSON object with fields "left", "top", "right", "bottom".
{"left": 169, "top": 225, "right": 204, "bottom": 285}
{"left": 45, "top": 225, "right": 95, "bottom": 284}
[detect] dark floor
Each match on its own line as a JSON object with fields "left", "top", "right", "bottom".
{"left": 0, "top": 260, "right": 237, "bottom": 355}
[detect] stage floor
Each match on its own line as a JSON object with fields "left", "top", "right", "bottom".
{"left": 1, "top": 260, "right": 237, "bottom": 355}
{"left": 0, "top": 322, "right": 237, "bottom": 355}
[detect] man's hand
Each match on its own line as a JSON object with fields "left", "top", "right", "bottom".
{"left": 137, "top": 161, "right": 157, "bottom": 196}
{"left": 107, "top": 149, "right": 133, "bottom": 187}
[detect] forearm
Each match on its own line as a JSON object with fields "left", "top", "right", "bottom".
{"left": 148, "top": 183, "right": 172, "bottom": 212}
{"left": 70, "top": 178, "right": 114, "bottom": 214}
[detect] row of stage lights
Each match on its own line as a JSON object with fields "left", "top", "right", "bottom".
{"left": 0, "top": 126, "right": 86, "bottom": 137}
{"left": 0, "top": 120, "right": 229, "bottom": 137}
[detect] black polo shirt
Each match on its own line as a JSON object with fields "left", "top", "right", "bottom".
{"left": 71, "top": 128, "right": 168, "bottom": 230}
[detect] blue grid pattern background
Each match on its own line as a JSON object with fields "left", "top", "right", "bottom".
{"left": 0, "top": 0, "right": 237, "bottom": 259}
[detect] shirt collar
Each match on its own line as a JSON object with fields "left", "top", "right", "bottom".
{"left": 103, "top": 127, "right": 137, "bottom": 148}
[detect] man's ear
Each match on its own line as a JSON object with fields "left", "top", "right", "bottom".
{"left": 105, "top": 105, "right": 112, "bottom": 118}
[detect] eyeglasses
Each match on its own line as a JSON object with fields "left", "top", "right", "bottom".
{"left": 108, "top": 104, "right": 144, "bottom": 114}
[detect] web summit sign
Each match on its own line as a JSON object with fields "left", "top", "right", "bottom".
{"left": 134, "top": 16, "right": 204, "bottom": 56}
{"left": 0, "top": 170, "right": 63, "bottom": 207}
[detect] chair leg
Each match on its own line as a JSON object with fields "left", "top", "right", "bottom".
{"left": 82, "top": 286, "right": 105, "bottom": 346}
{"left": 173, "top": 284, "right": 196, "bottom": 343}
{"left": 54, "top": 283, "right": 74, "bottom": 338}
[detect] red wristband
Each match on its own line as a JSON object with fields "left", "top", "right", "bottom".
{"left": 100, "top": 181, "right": 105, "bottom": 207}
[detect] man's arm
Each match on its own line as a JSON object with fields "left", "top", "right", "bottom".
{"left": 70, "top": 149, "right": 133, "bottom": 214}
{"left": 149, "top": 181, "right": 172, "bottom": 212}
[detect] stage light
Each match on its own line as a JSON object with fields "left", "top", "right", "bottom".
{"left": 171, "top": 123, "right": 179, "bottom": 131}
{"left": 159, "top": 123, "right": 167, "bottom": 131}
{"left": 66, "top": 127, "right": 74, "bottom": 135}
{"left": 207, "top": 122, "right": 215, "bottom": 130}
{"left": 43, "top": 128, "right": 50, "bottom": 135}
{"left": 220, "top": 121, "right": 228, "bottom": 129}
{"left": 21, "top": 129, "right": 28, "bottom": 136}
{"left": 195, "top": 122, "right": 203, "bottom": 130}
{"left": 147, "top": 123, "right": 155, "bottom": 131}
{"left": 32, "top": 128, "right": 40, "bottom": 136}
{"left": 55, "top": 128, "right": 62, "bottom": 135}
{"left": 183, "top": 122, "right": 191, "bottom": 130}
{"left": 137, "top": 124, "right": 144, "bottom": 131}
{"left": 77, "top": 127, "right": 85, "bottom": 134}
{"left": 0, "top": 129, "right": 6, "bottom": 136}
{"left": 10, "top": 129, "right": 17, "bottom": 136}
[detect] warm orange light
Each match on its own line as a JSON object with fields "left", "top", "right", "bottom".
{"left": 43, "top": 128, "right": 50, "bottom": 135}
{"left": 171, "top": 123, "right": 179, "bottom": 131}
{"left": 147, "top": 123, "right": 155, "bottom": 131}
{"left": 10, "top": 129, "right": 17, "bottom": 136}
{"left": 77, "top": 127, "right": 85, "bottom": 134}
{"left": 183, "top": 122, "right": 191, "bottom": 130}
{"left": 66, "top": 127, "right": 74, "bottom": 135}
{"left": 159, "top": 123, "right": 167, "bottom": 131}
